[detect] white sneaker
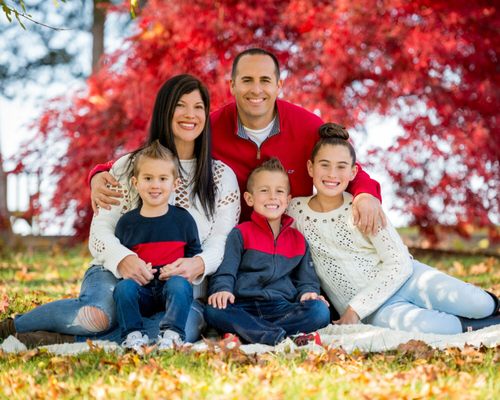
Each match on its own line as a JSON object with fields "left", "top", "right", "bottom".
{"left": 122, "top": 331, "right": 149, "bottom": 353}
{"left": 157, "top": 330, "right": 182, "bottom": 350}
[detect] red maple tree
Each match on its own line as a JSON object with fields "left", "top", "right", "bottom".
{"left": 15, "top": 0, "right": 499, "bottom": 241}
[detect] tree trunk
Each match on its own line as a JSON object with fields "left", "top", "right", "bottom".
{"left": 91, "top": 0, "right": 106, "bottom": 73}
{"left": 0, "top": 147, "right": 13, "bottom": 247}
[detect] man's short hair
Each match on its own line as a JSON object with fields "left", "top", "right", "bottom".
{"left": 231, "top": 48, "right": 281, "bottom": 81}
{"left": 246, "top": 157, "right": 289, "bottom": 193}
{"left": 133, "top": 140, "right": 179, "bottom": 178}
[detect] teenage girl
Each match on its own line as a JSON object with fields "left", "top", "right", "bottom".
{"left": 287, "top": 123, "right": 499, "bottom": 334}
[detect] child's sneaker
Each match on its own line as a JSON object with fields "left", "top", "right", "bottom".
{"left": 157, "top": 329, "right": 183, "bottom": 350}
{"left": 291, "top": 332, "right": 322, "bottom": 346}
{"left": 122, "top": 331, "right": 149, "bottom": 353}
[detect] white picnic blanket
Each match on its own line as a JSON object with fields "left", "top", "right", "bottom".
{"left": 2, "top": 324, "right": 499, "bottom": 355}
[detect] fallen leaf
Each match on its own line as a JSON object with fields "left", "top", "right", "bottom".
{"left": 451, "top": 261, "right": 466, "bottom": 276}
{"left": 0, "top": 293, "right": 9, "bottom": 313}
{"left": 397, "top": 340, "right": 435, "bottom": 359}
{"left": 469, "top": 263, "right": 489, "bottom": 275}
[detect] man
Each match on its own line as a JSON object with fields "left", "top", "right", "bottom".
{"left": 90, "top": 48, "right": 385, "bottom": 284}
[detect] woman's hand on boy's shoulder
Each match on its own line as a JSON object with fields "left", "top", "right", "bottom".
{"left": 91, "top": 171, "right": 123, "bottom": 214}
{"left": 208, "top": 291, "right": 235, "bottom": 309}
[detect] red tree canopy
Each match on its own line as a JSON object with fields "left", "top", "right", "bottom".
{"left": 17, "top": 0, "right": 499, "bottom": 240}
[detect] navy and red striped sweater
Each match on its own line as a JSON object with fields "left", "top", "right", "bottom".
{"left": 115, "top": 206, "right": 201, "bottom": 269}
{"left": 208, "top": 211, "right": 320, "bottom": 302}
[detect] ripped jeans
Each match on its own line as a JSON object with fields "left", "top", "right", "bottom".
{"left": 14, "top": 265, "right": 206, "bottom": 343}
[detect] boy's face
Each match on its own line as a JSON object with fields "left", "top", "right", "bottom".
{"left": 244, "top": 170, "right": 291, "bottom": 223}
{"left": 131, "top": 158, "right": 179, "bottom": 210}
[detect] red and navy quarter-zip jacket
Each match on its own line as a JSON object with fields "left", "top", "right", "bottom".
{"left": 208, "top": 211, "right": 320, "bottom": 302}
{"left": 115, "top": 206, "right": 201, "bottom": 270}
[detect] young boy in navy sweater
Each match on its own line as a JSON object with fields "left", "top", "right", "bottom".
{"left": 113, "top": 141, "right": 201, "bottom": 352}
{"left": 206, "top": 158, "right": 330, "bottom": 345}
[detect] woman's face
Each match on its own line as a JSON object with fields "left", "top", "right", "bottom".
{"left": 171, "top": 90, "right": 206, "bottom": 151}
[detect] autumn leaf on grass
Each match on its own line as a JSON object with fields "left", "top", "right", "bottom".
{"left": 309, "top": 346, "right": 349, "bottom": 366}
{"left": 14, "top": 266, "right": 36, "bottom": 282}
{"left": 20, "top": 349, "right": 40, "bottom": 362}
{"left": 397, "top": 340, "right": 435, "bottom": 359}
{"left": 217, "top": 336, "right": 251, "bottom": 364}
{"left": 86, "top": 338, "right": 104, "bottom": 353}
{"left": 469, "top": 262, "right": 490, "bottom": 275}
{"left": 459, "top": 344, "right": 487, "bottom": 364}
{"left": 493, "top": 345, "right": 500, "bottom": 364}
{"left": 0, "top": 293, "right": 9, "bottom": 313}
{"left": 48, "top": 356, "right": 74, "bottom": 376}
{"left": 451, "top": 261, "right": 466, "bottom": 277}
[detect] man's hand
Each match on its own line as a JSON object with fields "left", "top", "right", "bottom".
{"left": 159, "top": 256, "right": 205, "bottom": 283}
{"left": 117, "top": 255, "right": 154, "bottom": 285}
{"left": 333, "top": 306, "right": 360, "bottom": 325}
{"left": 91, "top": 171, "right": 123, "bottom": 214}
{"left": 208, "top": 291, "right": 235, "bottom": 309}
{"left": 300, "top": 292, "right": 329, "bottom": 307}
{"left": 352, "top": 193, "right": 387, "bottom": 235}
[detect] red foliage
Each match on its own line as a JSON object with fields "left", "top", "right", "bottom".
{"left": 15, "top": 0, "right": 499, "bottom": 240}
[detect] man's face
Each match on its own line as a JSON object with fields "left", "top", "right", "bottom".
{"left": 230, "top": 54, "right": 283, "bottom": 129}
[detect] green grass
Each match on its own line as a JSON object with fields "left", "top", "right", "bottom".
{"left": 1, "top": 245, "right": 499, "bottom": 399}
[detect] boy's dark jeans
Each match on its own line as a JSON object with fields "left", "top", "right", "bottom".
{"left": 114, "top": 276, "right": 193, "bottom": 340}
{"left": 205, "top": 298, "right": 330, "bottom": 345}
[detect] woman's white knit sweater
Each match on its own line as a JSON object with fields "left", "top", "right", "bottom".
{"left": 287, "top": 193, "right": 412, "bottom": 320}
{"left": 88, "top": 154, "right": 240, "bottom": 298}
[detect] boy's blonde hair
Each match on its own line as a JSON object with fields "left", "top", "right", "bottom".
{"left": 133, "top": 140, "right": 179, "bottom": 178}
{"left": 246, "top": 157, "right": 290, "bottom": 193}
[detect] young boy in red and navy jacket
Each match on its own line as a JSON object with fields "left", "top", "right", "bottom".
{"left": 205, "top": 158, "right": 330, "bottom": 345}
{"left": 113, "top": 141, "right": 202, "bottom": 352}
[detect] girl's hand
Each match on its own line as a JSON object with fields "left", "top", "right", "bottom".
{"left": 208, "top": 291, "right": 235, "bottom": 309}
{"left": 159, "top": 256, "right": 205, "bottom": 283}
{"left": 333, "top": 306, "right": 360, "bottom": 325}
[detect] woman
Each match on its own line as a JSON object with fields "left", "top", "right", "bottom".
{"left": 1, "top": 74, "right": 240, "bottom": 346}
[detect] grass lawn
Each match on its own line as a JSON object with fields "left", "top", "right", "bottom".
{"left": 1, "top": 245, "right": 499, "bottom": 399}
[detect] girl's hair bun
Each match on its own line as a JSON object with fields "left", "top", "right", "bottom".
{"left": 318, "top": 123, "right": 349, "bottom": 140}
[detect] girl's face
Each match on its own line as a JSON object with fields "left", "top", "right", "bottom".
{"left": 307, "top": 144, "right": 358, "bottom": 198}
{"left": 171, "top": 90, "right": 206, "bottom": 152}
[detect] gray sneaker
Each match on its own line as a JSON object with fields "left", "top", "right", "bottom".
{"left": 157, "top": 330, "right": 182, "bottom": 350}
{"left": 122, "top": 331, "right": 149, "bottom": 353}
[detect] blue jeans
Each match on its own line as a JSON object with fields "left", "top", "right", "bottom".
{"left": 14, "top": 265, "right": 207, "bottom": 343}
{"left": 205, "top": 298, "right": 330, "bottom": 345}
{"left": 365, "top": 260, "right": 496, "bottom": 334}
{"left": 15, "top": 265, "right": 118, "bottom": 335}
{"left": 114, "top": 276, "right": 193, "bottom": 340}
